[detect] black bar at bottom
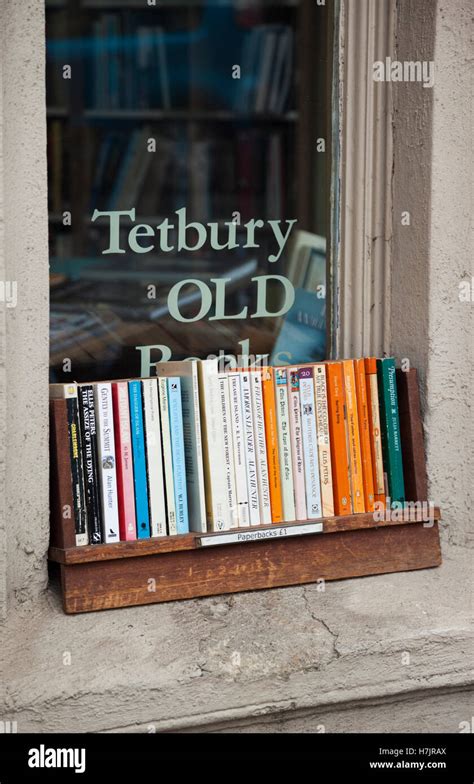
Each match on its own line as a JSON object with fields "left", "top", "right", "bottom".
{"left": 0, "top": 732, "right": 471, "bottom": 781}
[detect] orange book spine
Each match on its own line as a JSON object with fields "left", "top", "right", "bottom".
{"left": 261, "top": 367, "right": 283, "bottom": 523}
{"left": 364, "top": 357, "right": 386, "bottom": 507}
{"left": 326, "top": 362, "right": 352, "bottom": 515}
{"left": 342, "top": 360, "right": 365, "bottom": 513}
{"left": 354, "top": 358, "right": 375, "bottom": 512}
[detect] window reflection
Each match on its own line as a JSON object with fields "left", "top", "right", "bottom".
{"left": 47, "top": 0, "right": 331, "bottom": 380}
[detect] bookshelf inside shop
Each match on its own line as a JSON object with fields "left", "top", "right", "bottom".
{"left": 46, "top": 0, "right": 330, "bottom": 382}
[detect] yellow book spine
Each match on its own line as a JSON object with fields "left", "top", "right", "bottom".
{"left": 262, "top": 367, "right": 283, "bottom": 523}
{"left": 342, "top": 360, "right": 365, "bottom": 513}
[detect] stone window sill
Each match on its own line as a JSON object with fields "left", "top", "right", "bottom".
{"left": 4, "top": 541, "right": 472, "bottom": 732}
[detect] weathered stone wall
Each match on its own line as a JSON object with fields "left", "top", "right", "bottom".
{"left": 392, "top": 0, "right": 473, "bottom": 547}
{"left": 0, "top": 0, "right": 49, "bottom": 619}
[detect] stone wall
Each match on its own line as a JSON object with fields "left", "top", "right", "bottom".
{"left": 0, "top": 0, "right": 49, "bottom": 619}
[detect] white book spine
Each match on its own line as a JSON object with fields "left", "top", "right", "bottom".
{"left": 275, "top": 368, "right": 296, "bottom": 522}
{"left": 94, "top": 383, "right": 120, "bottom": 543}
{"left": 287, "top": 368, "right": 307, "bottom": 520}
{"left": 255, "top": 31, "right": 277, "bottom": 113}
{"left": 142, "top": 379, "right": 167, "bottom": 537}
{"left": 198, "top": 360, "right": 231, "bottom": 531}
{"left": 158, "top": 377, "right": 177, "bottom": 535}
{"left": 250, "top": 370, "right": 272, "bottom": 525}
{"left": 299, "top": 369, "right": 323, "bottom": 519}
{"left": 240, "top": 372, "right": 260, "bottom": 525}
{"left": 228, "top": 373, "right": 250, "bottom": 527}
{"left": 218, "top": 375, "right": 238, "bottom": 528}
{"left": 314, "top": 364, "right": 335, "bottom": 517}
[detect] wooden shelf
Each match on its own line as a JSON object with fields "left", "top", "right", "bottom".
{"left": 50, "top": 507, "right": 441, "bottom": 565}
{"left": 48, "top": 108, "right": 298, "bottom": 123}
{"left": 84, "top": 109, "right": 298, "bottom": 123}
{"left": 47, "top": 1, "right": 299, "bottom": 10}
{"left": 81, "top": 0, "right": 299, "bottom": 8}
{"left": 47, "top": 107, "right": 68, "bottom": 118}
{"left": 48, "top": 369, "right": 442, "bottom": 614}
{"left": 50, "top": 517, "right": 442, "bottom": 614}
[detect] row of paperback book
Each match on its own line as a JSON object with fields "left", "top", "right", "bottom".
{"left": 86, "top": 18, "right": 293, "bottom": 113}
{"left": 50, "top": 357, "right": 406, "bottom": 546}
{"left": 89, "top": 19, "right": 171, "bottom": 111}
{"left": 83, "top": 127, "right": 287, "bottom": 219}
{"left": 234, "top": 24, "right": 294, "bottom": 114}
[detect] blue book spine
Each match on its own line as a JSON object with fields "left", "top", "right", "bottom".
{"left": 167, "top": 378, "right": 189, "bottom": 534}
{"left": 128, "top": 380, "right": 151, "bottom": 539}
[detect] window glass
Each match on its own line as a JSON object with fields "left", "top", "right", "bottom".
{"left": 47, "top": 0, "right": 333, "bottom": 380}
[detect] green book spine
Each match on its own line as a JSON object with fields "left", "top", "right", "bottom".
{"left": 377, "top": 358, "right": 405, "bottom": 505}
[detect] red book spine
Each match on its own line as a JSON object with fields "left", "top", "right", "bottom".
{"left": 112, "top": 381, "right": 137, "bottom": 541}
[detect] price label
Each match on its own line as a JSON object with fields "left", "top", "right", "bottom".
{"left": 198, "top": 522, "right": 323, "bottom": 547}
